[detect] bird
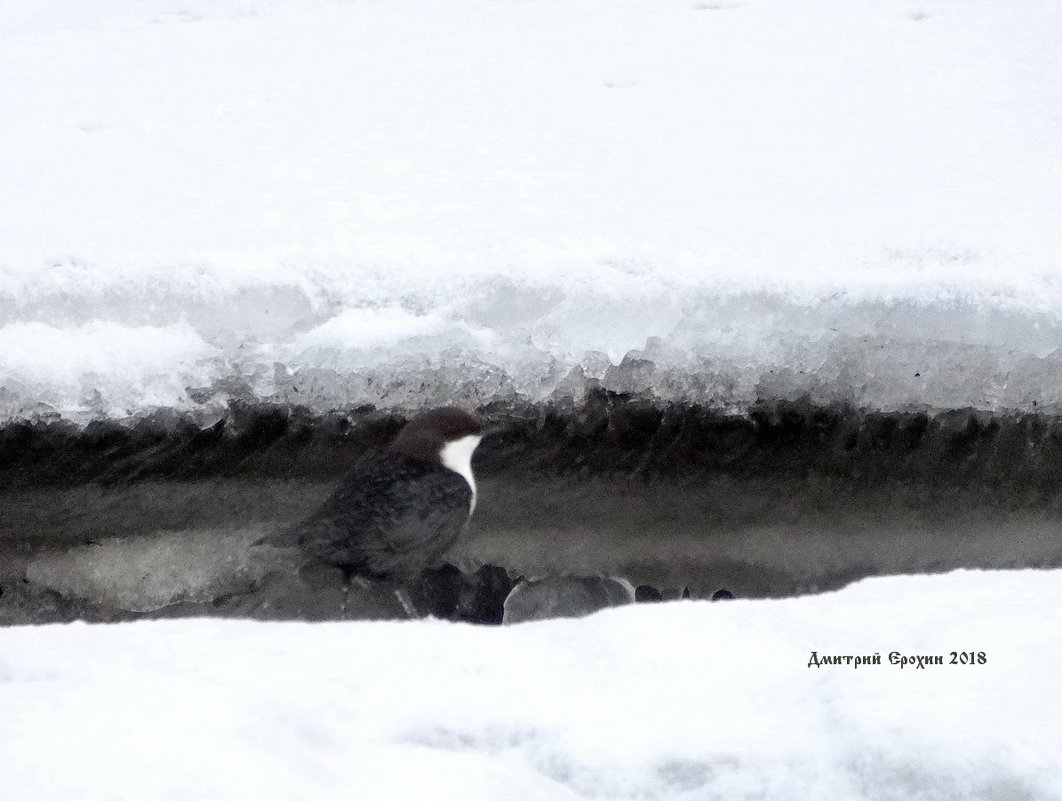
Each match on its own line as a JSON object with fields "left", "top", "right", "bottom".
{"left": 257, "top": 407, "right": 493, "bottom": 616}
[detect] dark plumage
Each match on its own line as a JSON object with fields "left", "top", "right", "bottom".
{"left": 261, "top": 408, "right": 488, "bottom": 584}
{"left": 291, "top": 451, "right": 472, "bottom": 580}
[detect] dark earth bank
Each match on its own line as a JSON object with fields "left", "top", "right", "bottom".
{"left": 3, "top": 390, "right": 1062, "bottom": 625}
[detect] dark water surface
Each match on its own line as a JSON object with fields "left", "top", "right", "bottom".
{"left": 3, "top": 392, "right": 1061, "bottom": 624}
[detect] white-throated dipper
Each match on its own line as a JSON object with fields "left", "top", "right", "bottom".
{"left": 258, "top": 407, "right": 493, "bottom": 616}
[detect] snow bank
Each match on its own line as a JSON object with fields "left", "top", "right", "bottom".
{"left": 0, "top": 320, "right": 219, "bottom": 418}
{"left": 2, "top": 568, "right": 1059, "bottom": 800}
{"left": 2, "top": 0, "right": 1061, "bottom": 419}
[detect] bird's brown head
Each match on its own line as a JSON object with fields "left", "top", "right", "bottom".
{"left": 387, "top": 407, "right": 490, "bottom": 462}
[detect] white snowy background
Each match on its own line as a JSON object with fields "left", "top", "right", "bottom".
{"left": 4, "top": 2, "right": 1062, "bottom": 798}
{"left": 2, "top": 0, "right": 1061, "bottom": 419}
{"left": 3, "top": 569, "right": 1061, "bottom": 800}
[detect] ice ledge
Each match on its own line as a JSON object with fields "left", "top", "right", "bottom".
{"left": 3, "top": 291, "right": 1062, "bottom": 423}
{"left": 8, "top": 339, "right": 1061, "bottom": 426}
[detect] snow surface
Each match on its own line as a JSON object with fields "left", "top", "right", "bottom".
{"left": 2, "top": 0, "right": 1062, "bottom": 419}
{"left": 3, "top": 568, "right": 1060, "bottom": 800}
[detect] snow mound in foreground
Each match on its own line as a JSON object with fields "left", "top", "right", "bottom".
{"left": 2, "top": 568, "right": 1059, "bottom": 800}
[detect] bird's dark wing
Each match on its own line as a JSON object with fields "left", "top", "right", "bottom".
{"left": 288, "top": 453, "right": 472, "bottom": 580}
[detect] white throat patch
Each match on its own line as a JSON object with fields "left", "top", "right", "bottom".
{"left": 439, "top": 434, "right": 483, "bottom": 513}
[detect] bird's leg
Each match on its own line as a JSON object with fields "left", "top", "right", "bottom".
{"left": 339, "top": 569, "right": 352, "bottom": 617}
{"left": 394, "top": 586, "right": 419, "bottom": 619}
{"left": 342, "top": 573, "right": 372, "bottom": 619}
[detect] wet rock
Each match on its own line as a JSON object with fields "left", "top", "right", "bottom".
{"left": 418, "top": 564, "right": 513, "bottom": 624}
{"left": 635, "top": 584, "right": 663, "bottom": 602}
{"left": 454, "top": 565, "right": 513, "bottom": 624}
{"left": 502, "top": 575, "right": 635, "bottom": 624}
